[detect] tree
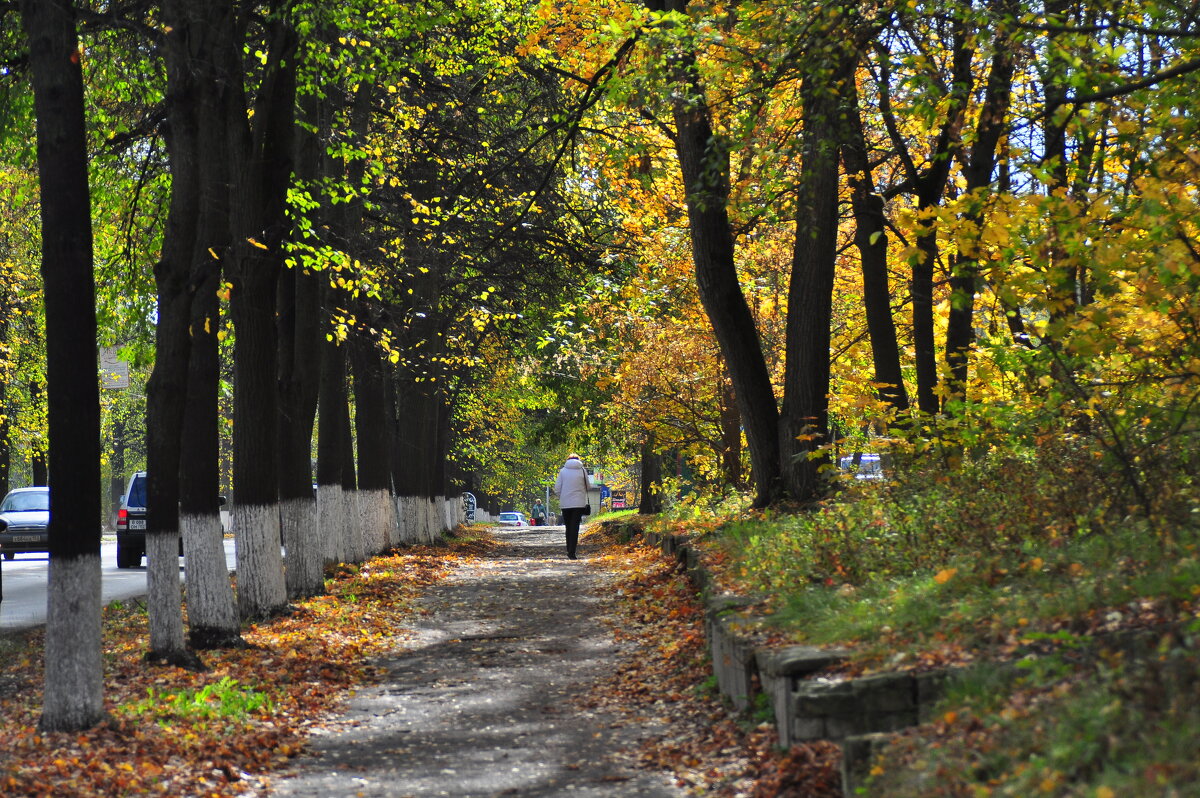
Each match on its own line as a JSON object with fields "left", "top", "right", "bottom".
{"left": 21, "top": 0, "right": 104, "bottom": 731}
{"left": 224, "top": 1, "right": 296, "bottom": 619}
{"left": 171, "top": 0, "right": 242, "bottom": 649}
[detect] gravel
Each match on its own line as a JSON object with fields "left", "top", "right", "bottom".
{"left": 267, "top": 526, "right": 684, "bottom": 798}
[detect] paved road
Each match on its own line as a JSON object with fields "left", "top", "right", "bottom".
{"left": 270, "top": 526, "right": 683, "bottom": 798}
{"left": 0, "top": 538, "right": 238, "bottom": 632}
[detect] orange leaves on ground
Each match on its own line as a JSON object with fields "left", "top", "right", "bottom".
{"left": 581, "top": 524, "right": 842, "bottom": 797}
{"left": 934, "top": 567, "right": 958, "bottom": 585}
{"left": 0, "top": 533, "right": 494, "bottom": 797}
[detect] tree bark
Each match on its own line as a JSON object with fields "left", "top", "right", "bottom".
{"left": 275, "top": 80, "right": 325, "bottom": 598}
{"left": 779, "top": 60, "right": 849, "bottom": 505}
{"left": 316, "top": 316, "right": 348, "bottom": 564}
{"left": 226, "top": 6, "right": 297, "bottom": 619}
{"left": 139, "top": 0, "right": 209, "bottom": 670}
{"left": 349, "top": 335, "right": 395, "bottom": 555}
{"left": 658, "top": 1, "right": 780, "bottom": 506}
{"left": 176, "top": 0, "right": 242, "bottom": 649}
{"left": 638, "top": 434, "right": 664, "bottom": 515}
{"left": 22, "top": 0, "right": 104, "bottom": 731}
{"left": 944, "top": 28, "right": 1015, "bottom": 407}
{"left": 842, "top": 79, "right": 910, "bottom": 417}
{"left": 876, "top": 25, "right": 974, "bottom": 416}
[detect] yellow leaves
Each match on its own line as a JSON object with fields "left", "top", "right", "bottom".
{"left": 1096, "top": 788, "right": 1116, "bottom": 798}
{"left": 247, "top": 237, "right": 269, "bottom": 250}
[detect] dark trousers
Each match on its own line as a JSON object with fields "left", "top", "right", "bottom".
{"left": 561, "top": 507, "right": 585, "bottom": 558}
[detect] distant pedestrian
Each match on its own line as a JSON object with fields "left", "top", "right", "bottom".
{"left": 552, "top": 453, "right": 591, "bottom": 560}
{"left": 531, "top": 499, "right": 546, "bottom": 526}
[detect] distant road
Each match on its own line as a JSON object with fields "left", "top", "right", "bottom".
{"left": 0, "top": 538, "right": 237, "bottom": 632}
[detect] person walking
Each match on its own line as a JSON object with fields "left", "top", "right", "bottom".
{"left": 531, "top": 499, "right": 546, "bottom": 526}
{"left": 552, "top": 453, "right": 591, "bottom": 560}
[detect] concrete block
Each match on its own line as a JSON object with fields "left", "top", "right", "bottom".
{"left": 708, "top": 613, "right": 758, "bottom": 711}
{"left": 757, "top": 645, "right": 851, "bottom": 681}
{"left": 841, "top": 733, "right": 894, "bottom": 795}
{"left": 854, "top": 672, "right": 917, "bottom": 714}
{"left": 795, "top": 679, "right": 857, "bottom": 716}
{"left": 791, "top": 715, "right": 827, "bottom": 742}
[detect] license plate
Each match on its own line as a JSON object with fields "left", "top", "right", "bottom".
{"left": 13, "top": 535, "right": 42, "bottom": 543}
{"left": 129, "top": 519, "right": 146, "bottom": 530}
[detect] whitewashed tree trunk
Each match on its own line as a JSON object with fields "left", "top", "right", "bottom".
{"left": 426, "top": 498, "right": 440, "bottom": 543}
{"left": 398, "top": 494, "right": 412, "bottom": 544}
{"left": 282, "top": 496, "right": 323, "bottom": 599}
{"left": 379, "top": 489, "right": 398, "bottom": 551}
{"left": 345, "top": 488, "right": 367, "bottom": 563}
{"left": 43, "top": 555, "right": 103, "bottom": 730}
{"left": 318, "top": 483, "right": 345, "bottom": 565}
{"left": 181, "top": 512, "right": 240, "bottom": 647}
{"left": 234, "top": 503, "right": 288, "bottom": 619}
{"left": 147, "top": 531, "right": 186, "bottom": 657}
{"left": 361, "top": 488, "right": 388, "bottom": 555}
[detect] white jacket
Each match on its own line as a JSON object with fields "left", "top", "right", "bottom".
{"left": 553, "top": 458, "right": 591, "bottom": 510}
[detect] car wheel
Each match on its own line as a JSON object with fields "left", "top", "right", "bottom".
{"left": 116, "top": 544, "right": 142, "bottom": 569}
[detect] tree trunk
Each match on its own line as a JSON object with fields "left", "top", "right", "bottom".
{"left": 316, "top": 320, "right": 348, "bottom": 565}
{"left": 877, "top": 24, "right": 973, "bottom": 417}
{"left": 842, "top": 79, "right": 909, "bottom": 417}
{"left": 140, "top": 0, "right": 207, "bottom": 670}
{"left": 177, "top": 0, "right": 242, "bottom": 649}
{"left": 660, "top": 6, "right": 780, "bottom": 506}
{"left": 22, "top": 0, "right": 104, "bottom": 731}
{"left": 230, "top": 263, "right": 289, "bottom": 619}
{"left": 944, "top": 31, "right": 1015, "bottom": 407}
{"left": 717, "top": 379, "right": 743, "bottom": 489}
{"left": 349, "top": 336, "right": 394, "bottom": 555}
{"left": 779, "top": 62, "right": 847, "bottom": 505}
{"left": 277, "top": 261, "right": 323, "bottom": 596}
{"left": 276, "top": 82, "right": 326, "bottom": 598}
{"left": 638, "top": 434, "right": 663, "bottom": 515}
{"left": 226, "top": 7, "right": 297, "bottom": 619}
{"left": 339, "top": 362, "right": 365, "bottom": 560}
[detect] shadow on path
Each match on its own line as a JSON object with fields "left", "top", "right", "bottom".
{"left": 268, "top": 527, "right": 683, "bottom": 797}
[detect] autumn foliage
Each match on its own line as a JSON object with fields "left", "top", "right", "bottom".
{"left": 0, "top": 535, "right": 496, "bottom": 796}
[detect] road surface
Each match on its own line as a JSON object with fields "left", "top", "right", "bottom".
{"left": 0, "top": 538, "right": 237, "bottom": 632}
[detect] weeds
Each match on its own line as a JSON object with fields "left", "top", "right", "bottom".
{"left": 118, "top": 676, "right": 274, "bottom": 727}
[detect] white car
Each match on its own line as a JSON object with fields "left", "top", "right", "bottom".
{"left": 838, "top": 453, "right": 884, "bottom": 480}
{"left": 497, "top": 512, "right": 528, "bottom": 527}
{"left": 0, "top": 486, "right": 50, "bottom": 559}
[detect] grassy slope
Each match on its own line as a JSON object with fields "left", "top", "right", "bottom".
{"left": 642, "top": 449, "right": 1200, "bottom": 797}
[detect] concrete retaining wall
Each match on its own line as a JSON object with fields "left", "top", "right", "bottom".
{"left": 615, "top": 520, "right": 961, "bottom": 796}
{"left": 614, "top": 518, "right": 1193, "bottom": 796}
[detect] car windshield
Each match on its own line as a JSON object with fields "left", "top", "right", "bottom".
{"left": 2, "top": 490, "right": 49, "bottom": 512}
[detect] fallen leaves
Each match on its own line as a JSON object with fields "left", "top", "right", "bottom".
{"left": 580, "top": 524, "right": 842, "bottom": 797}
{"left": 0, "top": 533, "right": 496, "bottom": 797}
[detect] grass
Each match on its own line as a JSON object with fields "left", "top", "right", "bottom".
{"left": 865, "top": 640, "right": 1200, "bottom": 797}
{"left": 649, "top": 442, "right": 1200, "bottom": 796}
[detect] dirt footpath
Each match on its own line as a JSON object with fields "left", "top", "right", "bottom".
{"left": 268, "top": 526, "right": 684, "bottom": 797}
